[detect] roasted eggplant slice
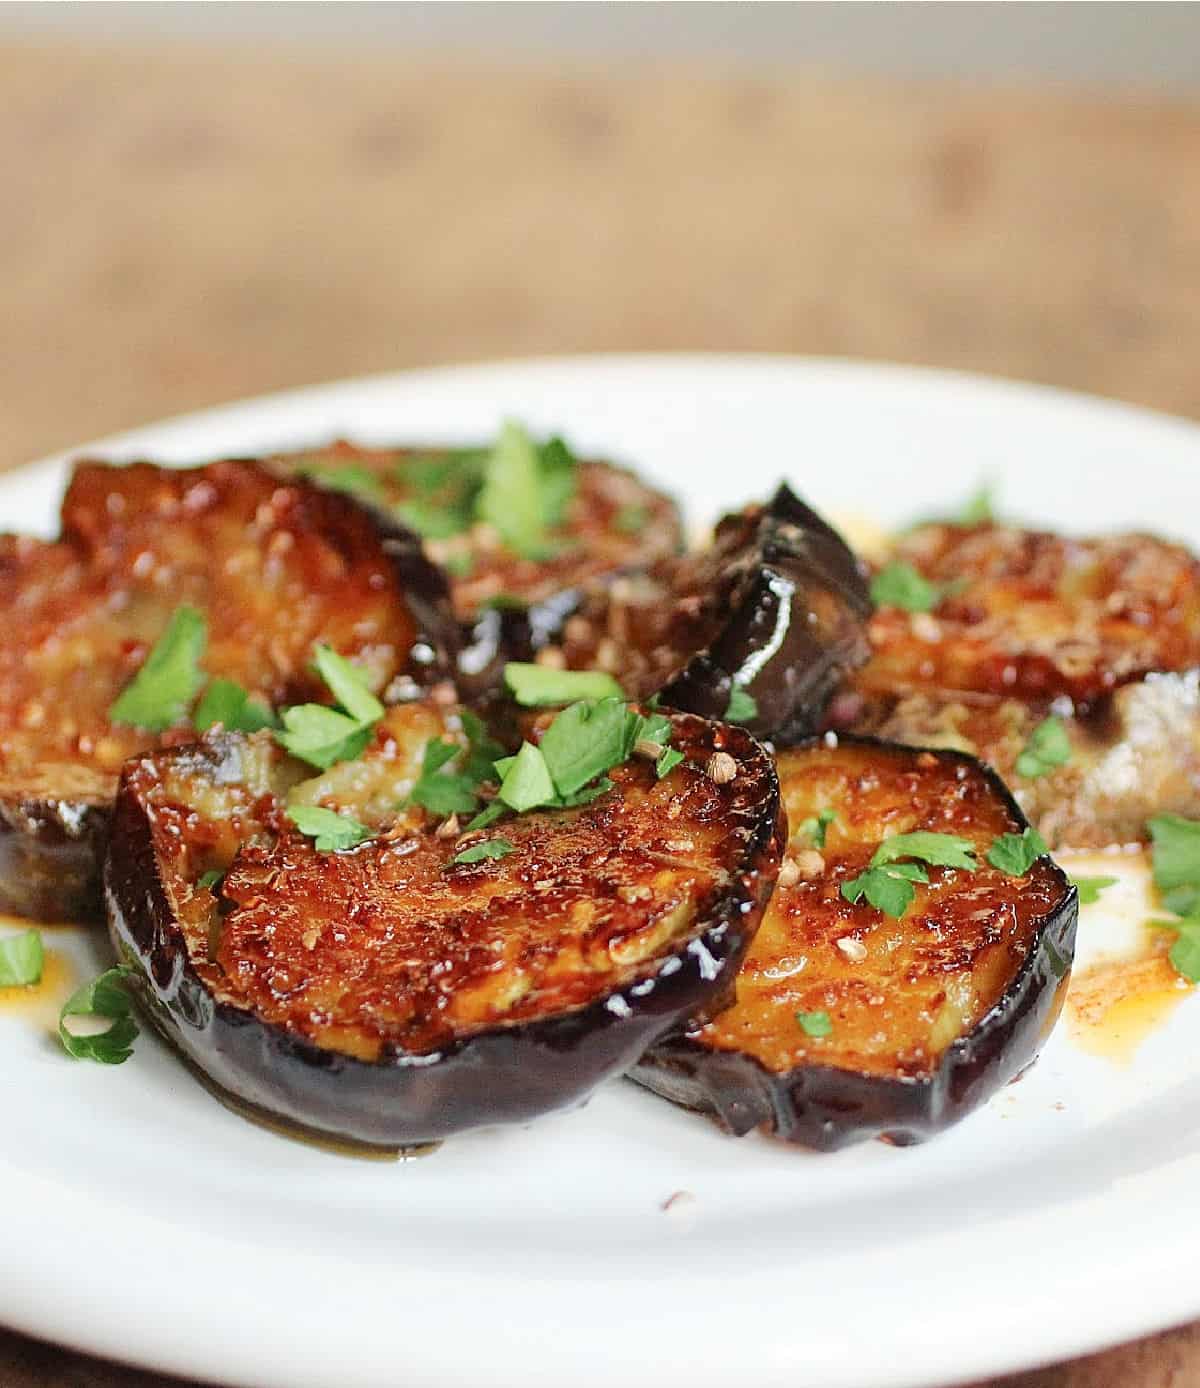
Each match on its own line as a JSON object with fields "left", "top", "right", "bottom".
{"left": 272, "top": 434, "right": 682, "bottom": 681}
{"left": 106, "top": 703, "right": 782, "bottom": 1148}
{"left": 632, "top": 736, "right": 1077, "bottom": 1149}
{"left": 547, "top": 484, "right": 872, "bottom": 743}
{"left": 0, "top": 459, "right": 454, "bottom": 922}
{"left": 842, "top": 521, "right": 1200, "bottom": 847}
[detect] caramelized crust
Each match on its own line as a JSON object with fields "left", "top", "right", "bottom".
{"left": 858, "top": 522, "right": 1200, "bottom": 707}
{"left": 119, "top": 706, "right": 781, "bottom": 1060}
{"left": 633, "top": 738, "right": 1077, "bottom": 1147}
{"left": 274, "top": 441, "right": 682, "bottom": 621}
{"left": 0, "top": 459, "right": 452, "bottom": 920}
{"left": 703, "top": 741, "right": 1064, "bottom": 1079}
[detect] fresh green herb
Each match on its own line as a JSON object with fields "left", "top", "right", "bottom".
{"left": 197, "top": 869, "right": 224, "bottom": 892}
{"left": 286, "top": 805, "right": 371, "bottom": 852}
{"left": 459, "top": 708, "right": 506, "bottom": 785}
{"left": 276, "top": 704, "right": 372, "bottom": 770}
{"left": 1148, "top": 814, "right": 1200, "bottom": 916}
{"left": 0, "top": 929, "right": 43, "bottom": 987}
{"left": 558, "top": 776, "right": 615, "bottom": 807}
{"left": 58, "top": 967, "right": 139, "bottom": 1064}
{"left": 870, "top": 562, "right": 942, "bottom": 614}
{"left": 465, "top": 800, "right": 508, "bottom": 831}
{"left": 395, "top": 497, "right": 476, "bottom": 540}
{"left": 1147, "top": 916, "right": 1200, "bottom": 983}
{"left": 1071, "top": 875, "right": 1118, "bottom": 906}
{"left": 725, "top": 686, "right": 758, "bottom": 724}
{"left": 452, "top": 838, "right": 515, "bottom": 865}
{"left": 312, "top": 646, "right": 384, "bottom": 725}
{"left": 539, "top": 698, "right": 629, "bottom": 798}
{"left": 410, "top": 739, "right": 485, "bottom": 817}
{"left": 497, "top": 741, "right": 558, "bottom": 812}
{"left": 842, "top": 861, "right": 929, "bottom": 919}
{"left": 536, "top": 435, "right": 578, "bottom": 528}
{"left": 275, "top": 645, "right": 383, "bottom": 770}
{"left": 193, "top": 678, "right": 275, "bottom": 734}
{"left": 476, "top": 421, "right": 555, "bottom": 560}
{"left": 296, "top": 460, "right": 384, "bottom": 503}
{"left": 614, "top": 504, "right": 647, "bottom": 533}
{"left": 955, "top": 483, "right": 995, "bottom": 526}
{"left": 799, "top": 809, "right": 836, "bottom": 849}
{"left": 795, "top": 1009, "right": 832, "bottom": 1038}
{"left": 871, "top": 832, "right": 978, "bottom": 871}
{"left": 656, "top": 746, "right": 685, "bottom": 779}
{"left": 842, "top": 831, "right": 978, "bottom": 919}
{"left": 987, "top": 827, "right": 1049, "bottom": 877}
{"left": 504, "top": 662, "right": 624, "bottom": 708}
{"left": 1015, "top": 716, "right": 1072, "bottom": 780}
{"left": 442, "top": 551, "right": 475, "bottom": 578}
{"left": 109, "top": 605, "right": 207, "bottom": 731}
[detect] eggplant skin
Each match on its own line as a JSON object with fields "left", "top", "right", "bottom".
{"left": 551, "top": 484, "right": 872, "bottom": 744}
{"left": 0, "top": 794, "right": 108, "bottom": 924}
{"left": 631, "top": 737, "right": 1078, "bottom": 1150}
{"left": 105, "top": 712, "right": 783, "bottom": 1149}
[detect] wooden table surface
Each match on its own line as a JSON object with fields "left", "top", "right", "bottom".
{"left": 3, "top": 37, "right": 1200, "bottom": 1388}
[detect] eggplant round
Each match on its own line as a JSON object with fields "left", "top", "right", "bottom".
{"left": 841, "top": 520, "right": 1200, "bottom": 847}
{"left": 0, "top": 458, "right": 455, "bottom": 923}
{"left": 632, "top": 735, "right": 1078, "bottom": 1149}
{"left": 271, "top": 438, "right": 683, "bottom": 693}
{"left": 549, "top": 484, "right": 873, "bottom": 744}
{"left": 105, "top": 703, "right": 783, "bottom": 1149}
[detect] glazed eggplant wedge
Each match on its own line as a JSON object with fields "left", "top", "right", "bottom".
{"left": 633, "top": 736, "right": 1078, "bottom": 1149}
{"left": 545, "top": 484, "right": 873, "bottom": 743}
{"left": 842, "top": 520, "right": 1200, "bottom": 848}
{"left": 0, "top": 459, "right": 453, "bottom": 923}
{"left": 106, "top": 698, "right": 782, "bottom": 1149}
{"left": 272, "top": 426, "right": 682, "bottom": 689}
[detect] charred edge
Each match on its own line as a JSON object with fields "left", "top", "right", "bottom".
{"left": 630, "top": 734, "right": 1079, "bottom": 1149}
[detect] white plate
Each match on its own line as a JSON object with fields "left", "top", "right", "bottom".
{"left": 4, "top": 355, "right": 1200, "bottom": 1388}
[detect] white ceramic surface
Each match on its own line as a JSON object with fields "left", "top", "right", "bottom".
{"left": 3, "top": 356, "right": 1200, "bottom": 1388}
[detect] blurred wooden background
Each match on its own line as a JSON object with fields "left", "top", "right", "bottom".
{"left": 3, "top": 33, "right": 1200, "bottom": 1388}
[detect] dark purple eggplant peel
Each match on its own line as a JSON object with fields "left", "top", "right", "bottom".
{"left": 632, "top": 735, "right": 1078, "bottom": 1149}
{"left": 105, "top": 703, "right": 783, "bottom": 1149}
{"left": 553, "top": 484, "right": 873, "bottom": 744}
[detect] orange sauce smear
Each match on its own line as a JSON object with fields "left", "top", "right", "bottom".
{"left": 1066, "top": 938, "right": 1191, "bottom": 1065}
{"left": 0, "top": 947, "right": 76, "bottom": 1028}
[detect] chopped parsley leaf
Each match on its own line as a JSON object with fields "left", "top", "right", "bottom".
{"left": 504, "top": 662, "right": 624, "bottom": 707}
{"left": 1015, "top": 716, "right": 1072, "bottom": 780}
{"left": 410, "top": 738, "right": 486, "bottom": 817}
{"left": 0, "top": 928, "right": 43, "bottom": 987}
{"left": 655, "top": 746, "right": 685, "bottom": 779}
{"left": 193, "top": 678, "right": 275, "bottom": 734}
{"left": 296, "top": 460, "right": 384, "bottom": 503}
{"left": 842, "top": 831, "right": 978, "bottom": 919}
{"left": 870, "top": 562, "right": 942, "bottom": 613}
{"left": 1148, "top": 814, "right": 1200, "bottom": 917}
{"left": 109, "top": 605, "right": 207, "bottom": 731}
{"left": 725, "top": 685, "right": 758, "bottom": 724}
{"left": 59, "top": 966, "right": 139, "bottom": 1064}
{"left": 1147, "top": 916, "right": 1200, "bottom": 983}
{"left": 987, "top": 827, "right": 1048, "bottom": 877}
{"left": 452, "top": 838, "right": 515, "bottom": 865}
{"left": 795, "top": 1010, "right": 832, "bottom": 1038}
{"left": 497, "top": 740, "right": 558, "bottom": 812}
{"left": 286, "top": 804, "right": 371, "bottom": 853}
{"left": 1071, "top": 875, "right": 1118, "bottom": 906}
{"left": 799, "top": 809, "right": 836, "bottom": 849}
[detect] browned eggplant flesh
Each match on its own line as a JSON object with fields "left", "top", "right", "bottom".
{"left": 106, "top": 702, "right": 783, "bottom": 1148}
{"left": 0, "top": 459, "right": 453, "bottom": 922}
{"left": 546, "top": 484, "right": 873, "bottom": 743}
{"left": 273, "top": 433, "right": 682, "bottom": 622}
{"left": 632, "top": 736, "right": 1078, "bottom": 1148}
{"left": 841, "top": 521, "right": 1200, "bottom": 847}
